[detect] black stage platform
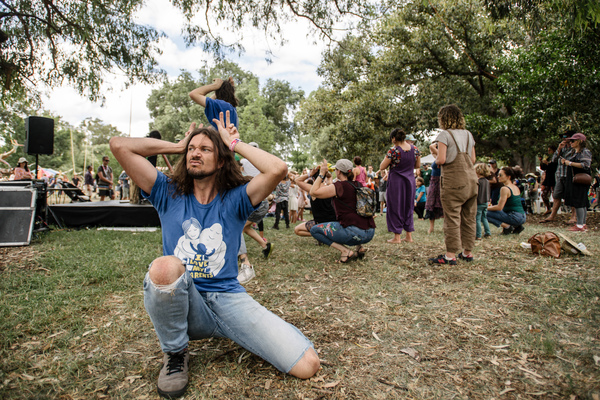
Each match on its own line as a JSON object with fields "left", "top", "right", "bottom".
{"left": 49, "top": 200, "right": 161, "bottom": 228}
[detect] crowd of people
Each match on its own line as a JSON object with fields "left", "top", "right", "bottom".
{"left": 2, "top": 75, "right": 598, "bottom": 399}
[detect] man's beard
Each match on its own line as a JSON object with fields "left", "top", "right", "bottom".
{"left": 187, "top": 166, "right": 218, "bottom": 181}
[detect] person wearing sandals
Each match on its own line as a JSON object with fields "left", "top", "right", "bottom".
{"left": 309, "top": 158, "right": 376, "bottom": 263}
{"left": 428, "top": 104, "right": 478, "bottom": 265}
{"left": 486, "top": 167, "right": 526, "bottom": 235}
{"left": 561, "top": 133, "right": 593, "bottom": 232}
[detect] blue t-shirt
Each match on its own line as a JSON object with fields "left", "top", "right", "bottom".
{"left": 415, "top": 185, "right": 427, "bottom": 203}
{"left": 143, "top": 172, "right": 256, "bottom": 293}
{"left": 205, "top": 98, "right": 239, "bottom": 129}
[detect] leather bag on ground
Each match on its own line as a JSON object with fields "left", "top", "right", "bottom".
{"left": 528, "top": 232, "right": 561, "bottom": 258}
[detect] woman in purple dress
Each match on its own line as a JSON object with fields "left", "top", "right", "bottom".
{"left": 379, "top": 128, "right": 421, "bottom": 243}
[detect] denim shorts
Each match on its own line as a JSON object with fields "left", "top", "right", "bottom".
{"left": 143, "top": 270, "right": 314, "bottom": 373}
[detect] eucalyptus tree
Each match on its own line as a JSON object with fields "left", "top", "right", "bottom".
{"left": 0, "top": 0, "right": 372, "bottom": 105}
{"left": 299, "top": 0, "right": 599, "bottom": 170}
{"left": 300, "top": 0, "right": 524, "bottom": 165}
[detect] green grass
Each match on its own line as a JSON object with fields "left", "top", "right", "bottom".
{"left": 1, "top": 213, "right": 599, "bottom": 399}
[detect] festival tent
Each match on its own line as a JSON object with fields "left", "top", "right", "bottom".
{"left": 38, "top": 167, "right": 59, "bottom": 179}
{"left": 420, "top": 154, "right": 436, "bottom": 164}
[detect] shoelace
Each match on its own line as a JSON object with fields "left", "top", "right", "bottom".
{"left": 166, "top": 351, "right": 186, "bottom": 375}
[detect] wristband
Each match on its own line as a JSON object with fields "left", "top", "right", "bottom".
{"left": 229, "top": 138, "right": 241, "bottom": 152}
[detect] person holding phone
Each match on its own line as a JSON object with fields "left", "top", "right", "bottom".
{"left": 541, "top": 133, "right": 576, "bottom": 223}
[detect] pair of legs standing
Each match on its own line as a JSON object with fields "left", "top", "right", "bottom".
{"left": 273, "top": 200, "right": 289, "bottom": 229}
{"left": 476, "top": 204, "right": 491, "bottom": 239}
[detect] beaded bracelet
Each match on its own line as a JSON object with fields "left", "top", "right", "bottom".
{"left": 229, "top": 138, "right": 241, "bottom": 152}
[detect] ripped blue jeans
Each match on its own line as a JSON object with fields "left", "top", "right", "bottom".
{"left": 310, "top": 221, "right": 375, "bottom": 247}
{"left": 143, "top": 270, "right": 314, "bottom": 373}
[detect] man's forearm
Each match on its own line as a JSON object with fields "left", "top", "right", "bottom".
{"left": 110, "top": 137, "right": 184, "bottom": 159}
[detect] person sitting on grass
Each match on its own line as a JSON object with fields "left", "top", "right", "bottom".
{"left": 110, "top": 112, "right": 319, "bottom": 399}
{"left": 486, "top": 166, "right": 526, "bottom": 235}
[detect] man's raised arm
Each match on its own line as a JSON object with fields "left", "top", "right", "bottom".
{"left": 109, "top": 131, "right": 188, "bottom": 195}
{"left": 213, "top": 112, "right": 287, "bottom": 206}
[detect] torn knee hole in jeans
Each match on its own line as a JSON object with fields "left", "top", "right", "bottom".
{"left": 149, "top": 273, "right": 186, "bottom": 294}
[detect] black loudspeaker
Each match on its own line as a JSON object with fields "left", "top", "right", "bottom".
{"left": 25, "top": 116, "right": 54, "bottom": 155}
{"left": 0, "top": 187, "right": 37, "bottom": 246}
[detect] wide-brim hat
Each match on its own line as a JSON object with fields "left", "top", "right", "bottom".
{"left": 18, "top": 157, "right": 28, "bottom": 164}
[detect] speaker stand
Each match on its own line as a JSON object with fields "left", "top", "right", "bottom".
{"left": 47, "top": 206, "right": 64, "bottom": 230}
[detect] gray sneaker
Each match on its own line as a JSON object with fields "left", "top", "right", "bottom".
{"left": 237, "top": 263, "right": 256, "bottom": 284}
{"left": 157, "top": 348, "right": 189, "bottom": 398}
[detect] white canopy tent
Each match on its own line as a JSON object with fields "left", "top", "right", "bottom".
{"left": 420, "top": 154, "right": 436, "bottom": 164}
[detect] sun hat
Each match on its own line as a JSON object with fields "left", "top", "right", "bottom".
{"left": 18, "top": 157, "right": 28, "bottom": 164}
{"left": 335, "top": 159, "right": 353, "bottom": 173}
{"left": 405, "top": 134, "right": 417, "bottom": 142}
{"left": 566, "top": 133, "right": 586, "bottom": 141}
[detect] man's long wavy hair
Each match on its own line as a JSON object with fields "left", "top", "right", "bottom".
{"left": 169, "top": 127, "right": 249, "bottom": 198}
{"left": 438, "top": 104, "right": 466, "bottom": 130}
{"left": 215, "top": 80, "right": 239, "bottom": 108}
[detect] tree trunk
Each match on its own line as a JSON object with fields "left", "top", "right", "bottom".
{"left": 510, "top": 152, "right": 537, "bottom": 174}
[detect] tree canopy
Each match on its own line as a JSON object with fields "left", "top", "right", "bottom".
{"left": 296, "top": 0, "right": 600, "bottom": 171}
{"left": 0, "top": 0, "right": 163, "bottom": 104}
{"left": 0, "top": 0, "right": 370, "bottom": 105}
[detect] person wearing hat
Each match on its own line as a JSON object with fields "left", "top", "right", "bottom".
{"left": 561, "top": 133, "right": 593, "bottom": 232}
{"left": 309, "top": 158, "right": 376, "bottom": 262}
{"left": 405, "top": 134, "right": 417, "bottom": 145}
{"left": 14, "top": 157, "right": 33, "bottom": 180}
{"left": 97, "top": 155, "right": 115, "bottom": 201}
